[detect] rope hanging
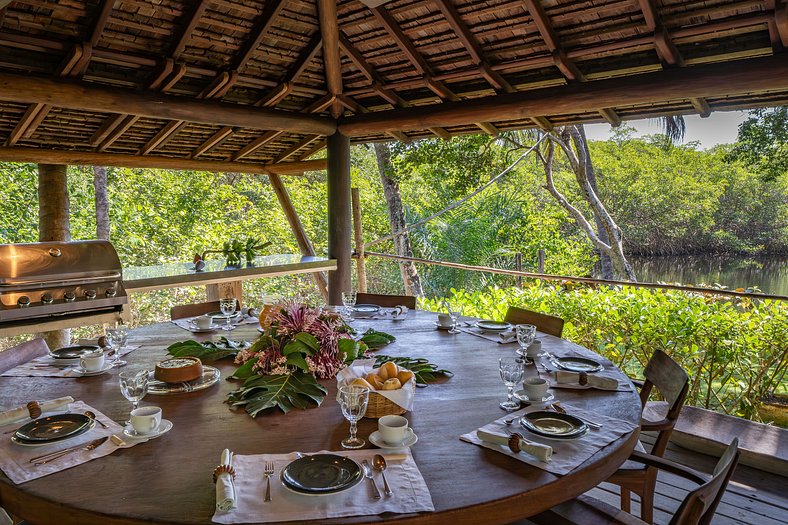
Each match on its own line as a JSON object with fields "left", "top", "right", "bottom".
{"left": 364, "top": 135, "right": 546, "bottom": 249}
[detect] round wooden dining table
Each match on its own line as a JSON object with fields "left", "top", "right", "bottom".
{"left": 0, "top": 309, "right": 641, "bottom": 525}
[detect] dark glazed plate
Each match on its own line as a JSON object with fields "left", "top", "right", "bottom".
{"left": 14, "top": 414, "right": 93, "bottom": 443}
{"left": 520, "top": 411, "right": 588, "bottom": 440}
{"left": 551, "top": 356, "right": 604, "bottom": 373}
{"left": 280, "top": 454, "right": 363, "bottom": 494}
{"left": 50, "top": 345, "right": 101, "bottom": 360}
{"left": 476, "top": 320, "right": 512, "bottom": 331}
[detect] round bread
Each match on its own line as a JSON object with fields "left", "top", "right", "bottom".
{"left": 380, "top": 378, "right": 402, "bottom": 390}
{"left": 396, "top": 370, "right": 415, "bottom": 385}
{"left": 154, "top": 357, "right": 203, "bottom": 383}
{"left": 379, "top": 361, "right": 398, "bottom": 380}
{"left": 350, "top": 377, "right": 374, "bottom": 390}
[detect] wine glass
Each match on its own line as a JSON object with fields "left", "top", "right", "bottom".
{"left": 341, "top": 291, "right": 357, "bottom": 320}
{"left": 338, "top": 384, "right": 369, "bottom": 449}
{"left": 219, "top": 298, "right": 236, "bottom": 331}
{"left": 119, "top": 369, "right": 149, "bottom": 418}
{"left": 499, "top": 358, "right": 524, "bottom": 411}
{"left": 444, "top": 301, "right": 462, "bottom": 334}
{"left": 515, "top": 324, "right": 537, "bottom": 358}
{"left": 106, "top": 326, "right": 128, "bottom": 367}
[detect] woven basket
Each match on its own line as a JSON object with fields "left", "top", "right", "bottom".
{"left": 364, "top": 391, "right": 407, "bottom": 419}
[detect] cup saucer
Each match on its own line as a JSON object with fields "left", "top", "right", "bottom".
{"left": 433, "top": 322, "right": 453, "bottom": 331}
{"left": 514, "top": 390, "right": 555, "bottom": 405}
{"left": 123, "top": 419, "right": 173, "bottom": 440}
{"left": 73, "top": 363, "right": 114, "bottom": 376}
{"left": 369, "top": 430, "right": 418, "bottom": 449}
{"left": 188, "top": 324, "right": 216, "bottom": 333}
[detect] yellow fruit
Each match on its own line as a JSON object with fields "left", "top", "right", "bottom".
{"left": 379, "top": 361, "right": 398, "bottom": 380}
{"left": 365, "top": 373, "right": 384, "bottom": 390}
{"left": 396, "top": 370, "right": 414, "bottom": 385}
{"left": 350, "top": 377, "right": 374, "bottom": 390}
{"left": 380, "top": 378, "right": 402, "bottom": 390}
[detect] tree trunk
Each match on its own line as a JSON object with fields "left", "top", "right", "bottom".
{"left": 38, "top": 164, "right": 71, "bottom": 349}
{"left": 373, "top": 143, "right": 423, "bottom": 297}
{"left": 93, "top": 166, "right": 110, "bottom": 241}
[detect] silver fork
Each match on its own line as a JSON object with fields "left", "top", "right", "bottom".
{"left": 264, "top": 461, "right": 274, "bottom": 502}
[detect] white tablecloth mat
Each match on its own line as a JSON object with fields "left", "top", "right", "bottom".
{"left": 460, "top": 404, "right": 639, "bottom": 475}
{"left": 544, "top": 367, "right": 634, "bottom": 392}
{"left": 212, "top": 449, "right": 434, "bottom": 524}
{"left": 172, "top": 314, "right": 259, "bottom": 332}
{"left": 458, "top": 327, "right": 518, "bottom": 344}
{"left": 0, "top": 345, "right": 140, "bottom": 377}
{"left": 0, "top": 401, "right": 139, "bottom": 484}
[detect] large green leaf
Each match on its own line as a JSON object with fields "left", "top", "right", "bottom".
{"left": 374, "top": 355, "right": 453, "bottom": 387}
{"left": 338, "top": 338, "right": 361, "bottom": 363}
{"left": 227, "top": 372, "right": 327, "bottom": 416}
{"left": 229, "top": 356, "right": 259, "bottom": 380}
{"left": 166, "top": 338, "right": 245, "bottom": 362}
{"left": 282, "top": 332, "right": 320, "bottom": 356}
{"left": 360, "top": 329, "right": 396, "bottom": 349}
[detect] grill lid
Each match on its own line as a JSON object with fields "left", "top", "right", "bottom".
{"left": 0, "top": 241, "right": 122, "bottom": 287}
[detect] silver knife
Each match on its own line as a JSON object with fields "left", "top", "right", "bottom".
{"left": 361, "top": 460, "right": 381, "bottom": 499}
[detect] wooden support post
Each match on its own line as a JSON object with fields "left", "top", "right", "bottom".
{"left": 206, "top": 281, "right": 243, "bottom": 306}
{"left": 515, "top": 252, "right": 523, "bottom": 289}
{"left": 351, "top": 187, "right": 367, "bottom": 293}
{"left": 537, "top": 249, "right": 546, "bottom": 274}
{"left": 268, "top": 173, "right": 329, "bottom": 300}
{"left": 327, "top": 131, "right": 352, "bottom": 304}
{"left": 37, "top": 164, "right": 71, "bottom": 349}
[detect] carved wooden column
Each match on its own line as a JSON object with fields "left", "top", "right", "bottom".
{"left": 326, "top": 131, "right": 352, "bottom": 304}
{"left": 38, "top": 164, "right": 71, "bottom": 349}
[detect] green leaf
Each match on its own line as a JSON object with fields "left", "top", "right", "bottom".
{"left": 373, "top": 354, "right": 452, "bottom": 387}
{"left": 229, "top": 357, "right": 259, "bottom": 380}
{"left": 338, "top": 338, "right": 361, "bottom": 363}
{"left": 282, "top": 332, "right": 320, "bottom": 356}
{"left": 285, "top": 352, "right": 310, "bottom": 371}
{"left": 166, "top": 339, "right": 242, "bottom": 362}
{"left": 227, "top": 372, "right": 327, "bottom": 416}
{"left": 360, "top": 329, "right": 396, "bottom": 349}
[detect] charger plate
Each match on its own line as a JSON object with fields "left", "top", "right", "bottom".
{"left": 147, "top": 366, "right": 220, "bottom": 394}
{"left": 352, "top": 304, "right": 380, "bottom": 318}
{"left": 280, "top": 454, "right": 363, "bottom": 495}
{"left": 13, "top": 414, "right": 94, "bottom": 445}
{"left": 50, "top": 345, "right": 101, "bottom": 360}
{"left": 476, "top": 320, "right": 511, "bottom": 331}
{"left": 520, "top": 411, "right": 588, "bottom": 440}
{"left": 551, "top": 356, "right": 604, "bottom": 373}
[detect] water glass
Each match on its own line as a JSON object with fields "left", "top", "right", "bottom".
{"left": 444, "top": 301, "right": 462, "bottom": 334}
{"left": 106, "top": 326, "right": 128, "bottom": 367}
{"left": 338, "top": 384, "right": 369, "bottom": 449}
{"left": 119, "top": 369, "right": 149, "bottom": 414}
{"left": 341, "top": 291, "right": 357, "bottom": 319}
{"left": 499, "top": 358, "right": 524, "bottom": 411}
{"left": 515, "top": 324, "right": 537, "bottom": 357}
{"left": 219, "top": 298, "right": 237, "bottom": 331}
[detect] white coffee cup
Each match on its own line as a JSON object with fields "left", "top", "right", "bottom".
{"left": 437, "top": 313, "right": 453, "bottom": 328}
{"left": 378, "top": 415, "right": 413, "bottom": 445}
{"left": 523, "top": 377, "right": 549, "bottom": 401}
{"left": 193, "top": 315, "right": 213, "bottom": 329}
{"left": 526, "top": 340, "right": 542, "bottom": 357}
{"left": 79, "top": 351, "right": 105, "bottom": 372}
{"left": 130, "top": 406, "right": 162, "bottom": 435}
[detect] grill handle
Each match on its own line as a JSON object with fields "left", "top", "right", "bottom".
{"left": 0, "top": 272, "right": 122, "bottom": 288}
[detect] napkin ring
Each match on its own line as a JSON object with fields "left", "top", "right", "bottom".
{"left": 578, "top": 372, "right": 589, "bottom": 386}
{"left": 508, "top": 433, "right": 523, "bottom": 454}
{"left": 26, "top": 401, "right": 42, "bottom": 419}
{"left": 213, "top": 464, "right": 236, "bottom": 483}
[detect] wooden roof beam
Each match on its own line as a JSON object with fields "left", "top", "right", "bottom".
{"left": 274, "top": 135, "right": 320, "bottom": 163}
{"left": 337, "top": 55, "right": 788, "bottom": 136}
{"left": 0, "top": 71, "right": 337, "bottom": 135}
{"left": 232, "top": 131, "right": 284, "bottom": 161}
{"left": 191, "top": 126, "right": 235, "bottom": 158}
{"left": 598, "top": 108, "right": 621, "bottom": 127}
{"left": 522, "top": 0, "right": 585, "bottom": 82}
{"left": 690, "top": 98, "right": 711, "bottom": 118}
{"left": 531, "top": 116, "right": 553, "bottom": 131}
{"left": 637, "top": 0, "right": 684, "bottom": 66}
{"left": 232, "top": 0, "right": 287, "bottom": 71}
{"left": 89, "top": 0, "right": 116, "bottom": 47}
{"left": 298, "top": 140, "right": 326, "bottom": 161}
{"left": 0, "top": 146, "right": 327, "bottom": 176}
{"left": 170, "top": 0, "right": 211, "bottom": 59}
{"left": 775, "top": 1, "right": 788, "bottom": 47}
{"left": 318, "top": 0, "right": 343, "bottom": 118}
{"left": 371, "top": 7, "right": 430, "bottom": 75}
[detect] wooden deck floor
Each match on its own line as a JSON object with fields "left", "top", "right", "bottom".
{"left": 584, "top": 432, "right": 788, "bottom": 525}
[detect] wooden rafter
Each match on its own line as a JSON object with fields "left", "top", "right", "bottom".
{"left": 522, "top": 0, "right": 585, "bottom": 81}
{"left": 232, "top": 0, "right": 287, "bottom": 72}
{"left": 233, "top": 131, "right": 284, "bottom": 161}
{"left": 170, "top": 0, "right": 211, "bottom": 59}
{"left": 774, "top": 0, "right": 788, "bottom": 47}
{"left": 298, "top": 140, "right": 326, "bottom": 161}
{"left": 274, "top": 135, "right": 320, "bottom": 163}
{"left": 89, "top": 0, "right": 116, "bottom": 47}
{"left": 690, "top": 98, "right": 711, "bottom": 118}
{"left": 318, "top": 0, "right": 343, "bottom": 118}
{"left": 598, "top": 108, "right": 622, "bottom": 127}
{"left": 191, "top": 126, "right": 235, "bottom": 159}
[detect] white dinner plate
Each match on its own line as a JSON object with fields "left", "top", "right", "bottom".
{"left": 476, "top": 320, "right": 512, "bottom": 332}
{"left": 369, "top": 430, "right": 418, "bottom": 449}
{"left": 123, "top": 419, "right": 173, "bottom": 440}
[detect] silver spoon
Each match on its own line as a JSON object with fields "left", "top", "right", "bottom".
{"left": 85, "top": 410, "right": 108, "bottom": 429}
{"left": 372, "top": 454, "right": 393, "bottom": 496}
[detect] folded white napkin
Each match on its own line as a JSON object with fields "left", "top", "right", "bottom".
{"left": 0, "top": 396, "right": 74, "bottom": 426}
{"left": 216, "top": 449, "right": 237, "bottom": 512}
{"left": 553, "top": 371, "right": 619, "bottom": 390}
{"left": 499, "top": 330, "right": 517, "bottom": 343}
{"left": 476, "top": 429, "right": 552, "bottom": 462}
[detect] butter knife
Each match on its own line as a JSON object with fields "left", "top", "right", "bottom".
{"left": 31, "top": 436, "right": 109, "bottom": 466}
{"left": 361, "top": 460, "right": 381, "bottom": 499}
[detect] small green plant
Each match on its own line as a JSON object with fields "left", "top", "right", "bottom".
{"left": 221, "top": 237, "right": 271, "bottom": 267}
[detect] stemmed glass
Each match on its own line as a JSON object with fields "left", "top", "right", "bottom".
{"left": 444, "top": 301, "right": 462, "bottom": 334}
{"left": 515, "top": 324, "right": 537, "bottom": 358}
{"left": 338, "top": 384, "right": 369, "bottom": 449}
{"left": 119, "top": 369, "right": 149, "bottom": 418}
{"left": 341, "top": 291, "right": 357, "bottom": 320}
{"left": 219, "top": 298, "right": 236, "bottom": 331}
{"left": 106, "top": 325, "right": 128, "bottom": 367}
{"left": 499, "top": 358, "right": 524, "bottom": 411}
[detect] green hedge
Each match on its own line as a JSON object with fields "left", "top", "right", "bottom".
{"left": 424, "top": 284, "right": 788, "bottom": 424}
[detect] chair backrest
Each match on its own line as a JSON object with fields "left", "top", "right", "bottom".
{"left": 355, "top": 293, "right": 417, "bottom": 309}
{"left": 670, "top": 439, "right": 740, "bottom": 525}
{"left": 170, "top": 299, "right": 238, "bottom": 320}
{"left": 503, "top": 306, "right": 565, "bottom": 337}
{"left": 640, "top": 349, "right": 690, "bottom": 456}
{"left": 0, "top": 338, "right": 50, "bottom": 374}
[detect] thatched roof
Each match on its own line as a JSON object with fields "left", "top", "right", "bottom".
{"left": 0, "top": 0, "right": 786, "bottom": 170}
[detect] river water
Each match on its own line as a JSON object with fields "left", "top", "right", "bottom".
{"left": 630, "top": 255, "right": 788, "bottom": 297}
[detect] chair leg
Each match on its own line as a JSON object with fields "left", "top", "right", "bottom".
{"left": 638, "top": 469, "right": 658, "bottom": 525}
{"left": 620, "top": 488, "right": 631, "bottom": 513}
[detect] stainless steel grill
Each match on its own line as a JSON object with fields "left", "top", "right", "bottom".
{"left": 0, "top": 241, "right": 127, "bottom": 326}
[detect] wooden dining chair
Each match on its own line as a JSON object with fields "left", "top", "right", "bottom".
{"left": 529, "top": 438, "right": 740, "bottom": 525}
{"left": 0, "top": 338, "right": 49, "bottom": 374}
{"left": 607, "top": 349, "right": 690, "bottom": 524}
{"left": 170, "top": 299, "right": 238, "bottom": 320}
{"left": 503, "top": 306, "right": 564, "bottom": 337}
{"left": 355, "top": 292, "right": 417, "bottom": 309}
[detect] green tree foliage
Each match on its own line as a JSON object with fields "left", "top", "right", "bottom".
{"left": 729, "top": 107, "right": 788, "bottom": 181}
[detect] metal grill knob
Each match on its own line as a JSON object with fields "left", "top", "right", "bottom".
{"left": 105, "top": 287, "right": 117, "bottom": 297}
{"left": 17, "top": 296, "right": 30, "bottom": 308}
{"left": 84, "top": 289, "right": 97, "bottom": 300}
{"left": 41, "top": 293, "right": 54, "bottom": 304}
{"left": 63, "top": 291, "right": 76, "bottom": 302}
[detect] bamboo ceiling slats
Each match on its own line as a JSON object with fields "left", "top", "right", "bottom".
{"left": 0, "top": 0, "right": 785, "bottom": 170}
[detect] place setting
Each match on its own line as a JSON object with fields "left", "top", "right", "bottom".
{"left": 172, "top": 300, "right": 260, "bottom": 333}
